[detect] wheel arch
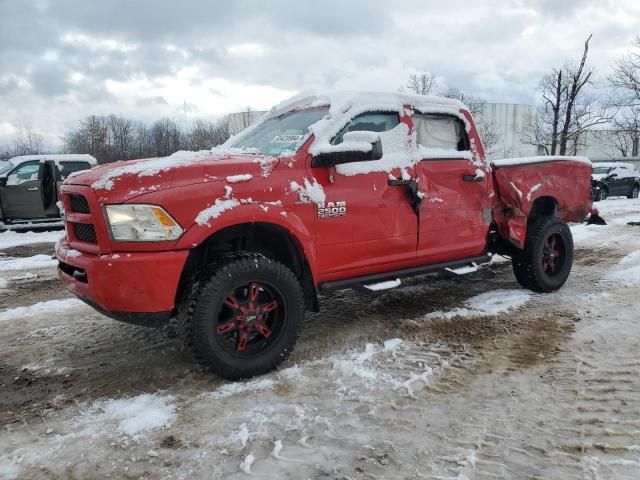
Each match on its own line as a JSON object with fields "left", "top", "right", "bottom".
{"left": 175, "top": 221, "right": 319, "bottom": 313}
{"left": 529, "top": 195, "right": 558, "bottom": 219}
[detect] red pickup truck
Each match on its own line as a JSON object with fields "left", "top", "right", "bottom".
{"left": 53, "top": 92, "right": 595, "bottom": 378}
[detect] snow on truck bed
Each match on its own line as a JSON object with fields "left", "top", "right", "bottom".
{"left": 492, "top": 156, "right": 592, "bottom": 167}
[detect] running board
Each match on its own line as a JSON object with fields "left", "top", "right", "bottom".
{"left": 319, "top": 255, "right": 491, "bottom": 293}
{"left": 445, "top": 262, "right": 479, "bottom": 275}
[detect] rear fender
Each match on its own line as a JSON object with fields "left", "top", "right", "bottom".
{"left": 492, "top": 161, "right": 593, "bottom": 249}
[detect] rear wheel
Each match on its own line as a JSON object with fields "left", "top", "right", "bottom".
{"left": 181, "top": 255, "right": 304, "bottom": 379}
{"left": 512, "top": 216, "right": 574, "bottom": 293}
{"left": 628, "top": 184, "right": 639, "bottom": 199}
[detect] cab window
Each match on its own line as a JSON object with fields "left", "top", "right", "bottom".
{"left": 331, "top": 112, "right": 400, "bottom": 145}
{"left": 58, "top": 161, "right": 91, "bottom": 180}
{"left": 413, "top": 114, "right": 469, "bottom": 151}
{"left": 6, "top": 162, "right": 40, "bottom": 186}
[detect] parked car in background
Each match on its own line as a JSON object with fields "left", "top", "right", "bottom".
{"left": 591, "top": 162, "right": 640, "bottom": 201}
{"left": 0, "top": 154, "right": 97, "bottom": 227}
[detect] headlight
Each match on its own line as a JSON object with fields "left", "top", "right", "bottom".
{"left": 105, "top": 204, "right": 183, "bottom": 242}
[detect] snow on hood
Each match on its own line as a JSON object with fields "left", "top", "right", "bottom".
{"left": 64, "top": 148, "right": 277, "bottom": 201}
{"left": 592, "top": 173, "right": 609, "bottom": 181}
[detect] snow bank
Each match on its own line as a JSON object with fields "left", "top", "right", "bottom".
{"left": 0, "top": 230, "right": 63, "bottom": 250}
{"left": 0, "top": 254, "right": 57, "bottom": 271}
{"left": 83, "top": 394, "right": 176, "bottom": 439}
{"left": 0, "top": 299, "right": 86, "bottom": 322}
{"left": 424, "top": 289, "right": 532, "bottom": 320}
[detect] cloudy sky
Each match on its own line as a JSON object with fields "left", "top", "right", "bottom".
{"left": 1, "top": 0, "right": 638, "bottom": 149}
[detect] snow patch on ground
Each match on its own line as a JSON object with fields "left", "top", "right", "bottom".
{"left": 79, "top": 394, "right": 176, "bottom": 440}
{"left": 0, "top": 254, "right": 57, "bottom": 271}
{"left": 204, "top": 378, "right": 276, "bottom": 400}
{"left": 604, "top": 250, "right": 640, "bottom": 286}
{"left": 424, "top": 289, "right": 532, "bottom": 320}
{"left": 0, "top": 299, "right": 86, "bottom": 322}
{"left": 0, "top": 230, "right": 63, "bottom": 250}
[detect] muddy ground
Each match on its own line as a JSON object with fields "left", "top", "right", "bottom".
{"left": 1, "top": 199, "right": 640, "bottom": 479}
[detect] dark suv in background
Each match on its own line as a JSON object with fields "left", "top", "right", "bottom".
{"left": 591, "top": 162, "right": 640, "bottom": 201}
{"left": 0, "top": 154, "right": 97, "bottom": 227}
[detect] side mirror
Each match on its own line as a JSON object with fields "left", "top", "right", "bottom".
{"left": 311, "top": 132, "right": 383, "bottom": 168}
{"left": 0, "top": 177, "right": 6, "bottom": 188}
{"left": 609, "top": 173, "right": 618, "bottom": 178}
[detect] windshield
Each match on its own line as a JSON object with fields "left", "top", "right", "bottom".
{"left": 0, "top": 161, "right": 14, "bottom": 176}
{"left": 232, "top": 108, "right": 328, "bottom": 156}
{"left": 593, "top": 167, "right": 612, "bottom": 174}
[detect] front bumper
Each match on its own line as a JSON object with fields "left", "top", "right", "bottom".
{"left": 56, "top": 238, "right": 189, "bottom": 322}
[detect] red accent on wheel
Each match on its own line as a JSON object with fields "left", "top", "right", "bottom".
{"left": 237, "top": 331, "right": 249, "bottom": 351}
{"left": 225, "top": 296, "right": 240, "bottom": 309}
{"left": 216, "top": 321, "right": 236, "bottom": 335}
{"left": 262, "top": 299, "right": 278, "bottom": 312}
{"left": 249, "top": 283, "right": 261, "bottom": 302}
{"left": 255, "top": 323, "right": 273, "bottom": 338}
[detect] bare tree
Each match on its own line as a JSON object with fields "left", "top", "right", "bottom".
{"left": 404, "top": 73, "right": 437, "bottom": 95}
{"left": 11, "top": 124, "right": 44, "bottom": 156}
{"left": 610, "top": 36, "right": 640, "bottom": 107}
{"left": 598, "top": 107, "right": 640, "bottom": 157}
{"left": 520, "top": 35, "right": 612, "bottom": 155}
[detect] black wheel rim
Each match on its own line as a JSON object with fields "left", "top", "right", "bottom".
{"left": 633, "top": 187, "right": 639, "bottom": 198}
{"left": 214, "top": 281, "right": 287, "bottom": 357}
{"left": 602, "top": 190, "right": 608, "bottom": 200}
{"left": 541, "top": 233, "right": 567, "bottom": 277}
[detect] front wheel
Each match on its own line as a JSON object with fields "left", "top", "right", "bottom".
{"left": 181, "top": 255, "right": 304, "bottom": 379}
{"left": 600, "top": 187, "right": 609, "bottom": 201}
{"left": 628, "top": 184, "right": 639, "bottom": 199}
{"left": 512, "top": 216, "right": 574, "bottom": 293}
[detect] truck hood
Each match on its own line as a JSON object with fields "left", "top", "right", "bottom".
{"left": 65, "top": 151, "right": 279, "bottom": 203}
{"left": 591, "top": 173, "right": 609, "bottom": 181}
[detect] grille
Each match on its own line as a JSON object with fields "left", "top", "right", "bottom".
{"left": 69, "top": 194, "right": 90, "bottom": 213}
{"left": 73, "top": 223, "right": 97, "bottom": 243}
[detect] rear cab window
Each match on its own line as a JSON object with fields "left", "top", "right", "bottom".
{"left": 413, "top": 113, "right": 469, "bottom": 152}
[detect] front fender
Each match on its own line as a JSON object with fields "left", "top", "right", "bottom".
{"left": 176, "top": 203, "right": 318, "bottom": 282}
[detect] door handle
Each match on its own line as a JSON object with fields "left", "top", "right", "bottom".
{"left": 462, "top": 175, "right": 483, "bottom": 182}
{"left": 388, "top": 179, "right": 411, "bottom": 186}
{"left": 28, "top": 187, "right": 39, "bottom": 191}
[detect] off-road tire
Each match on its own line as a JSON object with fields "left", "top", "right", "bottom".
{"left": 512, "top": 216, "right": 574, "bottom": 293}
{"left": 179, "top": 254, "right": 304, "bottom": 379}
{"left": 628, "top": 184, "right": 640, "bottom": 199}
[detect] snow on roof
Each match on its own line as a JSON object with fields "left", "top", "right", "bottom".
{"left": 492, "top": 156, "right": 592, "bottom": 167}
{"left": 592, "top": 162, "right": 634, "bottom": 169}
{"left": 228, "top": 90, "right": 469, "bottom": 150}
{"left": 8, "top": 154, "right": 98, "bottom": 166}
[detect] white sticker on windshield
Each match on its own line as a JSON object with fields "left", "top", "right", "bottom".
{"left": 270, "top": 134, "right": 305, "bottom": 143}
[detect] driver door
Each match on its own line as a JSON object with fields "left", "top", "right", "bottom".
{"left": 310, "top": 111, "right": 419, "bottom": 278}
{"left": 0, "top": 161, "right": 47, "bottom": 220}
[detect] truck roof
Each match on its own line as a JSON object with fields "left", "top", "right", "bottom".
{"left": 7, "top": 154, "right": 98, "bottom": 167}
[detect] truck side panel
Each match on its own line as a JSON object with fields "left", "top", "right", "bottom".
{"left": 492, "top": 161, "right": 593, "bottom": 248}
